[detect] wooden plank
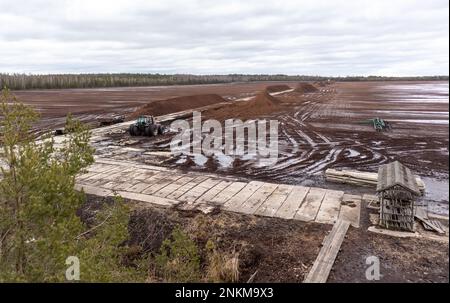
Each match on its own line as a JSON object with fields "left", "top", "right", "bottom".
{"left": 239, "top": 183, "right": 278, "bottom": 215}
{"left": 315, "top": 190, "right": 344, "bottom": 224}
{"left": 114, "top": 180, "right": 143, "bottom": 191}
{"left": 75, "top": 184, "right": 113, "bottom": 197}
{"left": 338, "top": 194, "right": 361, "bottom": 228}
{"left": 116, "top": 191, "right": 179, "bottom": 208}
{"left": 126, "top": 172, "right": 167, "bottom": 193}
{"left": 274, "top": 186, "right": 310, "bottom": 219}
{"left": 95, "top": 158, "right": 169, "bottom": 172}
{"left": 304, "top": 220, "right": 350, "bottom": 283}
{"left": 89, "top": 169, "right": 132, "bottom": 187}
{"left": 166, "top": 176, "right": 209, "bottom": 200}
{"left": 102, "top": 180, "right": 136, "bottom": 191}
{"left": 195, "top": 180, "right": 233, "bottom": 204}
{"left": 142, "top": 174, "right": 184, "bottom": 195}
{"left": 254, "top": 184, "right": 294, "bottom": 217}
{"left": 78, "top": 166, "right": 124, "bottom": 183}
{"left": 178, "top": 178, "right": 221, "bottom": 203}
{"left": 295, "top": 187, "right": 326, "bottom": 222}
{"left": 326, "top": 168, "right": 425, "bottom": 193}
{"left": 153, "top": 176, "right": 194, "bottom": 198}
{"left": 88, "top": 163, "right": 116, "bottom": 173}
{"left": 210, "top": 181, "right": 247, "bottom": 205}
{"left": 126, "top": 182, "right": 154, "bottom": 193}
{"left": 415, "top": 207, "right": 445, "bottom": 234}
{"left": 223, "top": 181, "right": 265, "bottom": 211}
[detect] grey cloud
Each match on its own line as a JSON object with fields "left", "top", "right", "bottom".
{"left": 0, "top": 0, "right": 448, "bottom": 76}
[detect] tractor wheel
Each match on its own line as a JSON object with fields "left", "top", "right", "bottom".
{"left": 129, "top": 124, "right": 135, "bottom": 136}
{"left": 157, "top": 125, "right": 164, "bottom": 135}
{"left": 150, "top": 125, "right": 158, "bottom": 136}
{"left": 144, "top": 126, "right": 152, "bottom": 137}
{"left": 133, "top": 125, "right": 141, "bottom": 136}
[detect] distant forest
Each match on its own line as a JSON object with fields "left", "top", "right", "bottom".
{"left": 0, "top": 73, "right": 448, "bottom": 90}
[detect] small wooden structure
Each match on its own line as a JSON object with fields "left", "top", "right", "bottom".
{"left": 377, "top": 161, "right": 420, "bottom": 232}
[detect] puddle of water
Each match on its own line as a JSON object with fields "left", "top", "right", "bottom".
{"left": 419, "top": 176, "right": 449, "bottom": 216}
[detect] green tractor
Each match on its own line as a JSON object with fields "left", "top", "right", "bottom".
{"left": 129, "top": 116, "right": 165, "bottom": 137}
{"left": 359, "top": 117, "right": 392, "bottom": 132}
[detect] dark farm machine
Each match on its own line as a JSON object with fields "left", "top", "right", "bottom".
{"left": 129, "top": 116, "right": 165, "bottom": 137}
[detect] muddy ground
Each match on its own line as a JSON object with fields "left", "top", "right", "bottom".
{"left": 14, "top": 80, "right": 450, "bottom": 282}
{"left": 88, "top": 81, "right": 449, "bottom": 215}
{"left": 81, "top": 195, "right": 329, "bottom": 283}
{"left": 328, "top": 203, "right": 449, "bottom": 283}
{"left": 81, "top": 195, "right": 448, "bottom": 283}
{"left": 12, "top": 81, "right": 299, "bottom": 131}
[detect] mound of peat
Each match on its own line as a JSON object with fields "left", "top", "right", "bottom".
{"left": 265, "top": 84, "right": 292, "bottom": 93}
{"left": 294, "top": 82, "right": 319, "bottom": 94}
{"left": 204, "top": 89, "right": 283, "bottom": 121}
{"left": 129, "top": 94, "right": 227, "bottom": 118}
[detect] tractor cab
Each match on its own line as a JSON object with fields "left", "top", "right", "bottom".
{"left": 137, "top": 115, "right": 154, "bottom": 125}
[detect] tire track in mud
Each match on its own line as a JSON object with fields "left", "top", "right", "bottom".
{"left": 153, "top": 87, "right": 392, "bottom": 182}
{"left": 247, "top": 88, "right": 390, "bottom": 181}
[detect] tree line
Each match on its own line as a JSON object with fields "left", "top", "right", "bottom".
{"left": 0, "top": 73, "right": 447, "bottom": 90}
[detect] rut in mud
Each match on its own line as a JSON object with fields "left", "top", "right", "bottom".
{"left": 147, "top": 83, "right": 447, "bottom": 181}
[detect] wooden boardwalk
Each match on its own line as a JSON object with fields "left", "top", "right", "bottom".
{"left": 76, "top": 158, "right": 361, "bottom": 226}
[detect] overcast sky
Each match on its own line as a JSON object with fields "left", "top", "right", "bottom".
{"left": 0, "top": 0, "right": 448, "bottom": 76}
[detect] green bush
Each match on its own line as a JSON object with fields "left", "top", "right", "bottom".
{"left": 0, "top": 88, "right": 146, "bottom": 282}
{"left": 154, "top": 226, "right": 201, "bottom": 282}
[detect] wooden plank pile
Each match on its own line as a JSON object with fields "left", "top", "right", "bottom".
{"left": 415, "top": 207, "right": 445, "bottom": 234}
{"left": 325, "top": 168, "right": 425, "bottom": 195}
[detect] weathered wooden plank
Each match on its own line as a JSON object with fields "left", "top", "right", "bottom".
{"left": 154, "top": 176, "right": 194, "bottom": 198}
{"left": 116, "top": 191, "right": 179, "bottom": 208}
{"left": 102, "top": 180, "right": 134, "bottom": 190}
{"left": 121, "top": 172, "right": 166, "bottom": 193}
{"left": 304, "top": 220, "right": 350, "bottom": 283}
{"left": 95, "top": 158, "right": 169, "bottom": 172}
{"left": 115, "top": 180, "right": 143, "bottom": 191}
{"left": 195, "top": 180, "right": 233, "bottom": 204}
{"left": 142, "top": 174, "right": 184, "bottom": 195}
{"left": 326, "top": 168, "right": 425, "bottom": 193}
{"left": 274, "top": 186, "right": 310, "bottom": 219}
{"left": 179, "top": 178, "right": 221, "bottom": 203}
{"left": 223, "top": 181, "right": 265, "bottom": 211}
{"left": 254, "top": 184, "right": 294, "bottom": 217}
{"left": 295, "top": 187, "right": 326, "bottom": 222}
{"left": 78, "top": 166, "right": 123, "bottom": 183}
{"left": 166, "top": 176, "right": 209, "bottom": 200}
{"left": 415, "top": 207, "right": 445, "bottom": 234}
{"left": 210, "top": 182, "right": 247, "bottom": 205}
{"left": 315, "top": 190, "right": 344, "bottom": 224}
{"left": 75, "top": 184, "right": 113, "bottom": 197}
{"left": 239, "top": 183, "right": 278, "bottom": 215}
{"left": 89, "top": 169, "right": 132, "bottom": 187}
{"left": 338, "top": 194, "right": 361, "bottom": 228}
{"left": 126, "top": 182, "right": 153, "bottom": 193}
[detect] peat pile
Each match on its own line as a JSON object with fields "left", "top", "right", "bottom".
{"left": 294, "top": 82, "right": 319, "bottom": 94}
{"left": 265, "top": 84, "right": 292, "bottom": 93}
{"left": 205, "top": 89, "right": 283, "bottom": 121}
{"left": 129, "top": 94, "right": 227, "bottom": 118}
{"left": 314, "top": 81, "right": 328, "bottom": 87}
